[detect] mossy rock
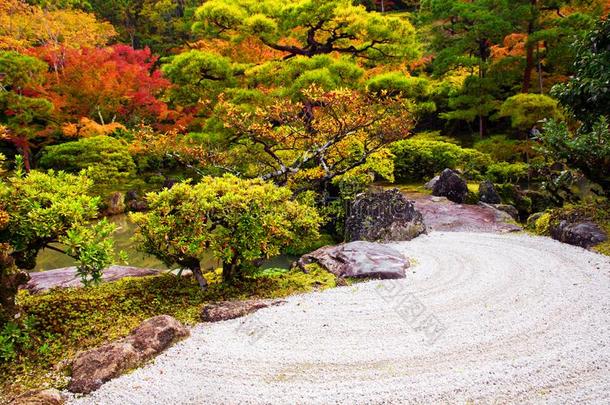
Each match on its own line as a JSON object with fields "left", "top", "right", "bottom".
{"left": 531, "top": 203, "right": 610, "bottom": 255}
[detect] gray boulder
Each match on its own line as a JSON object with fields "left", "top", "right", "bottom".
{"left": 345, "top": 189, "right": 426, "bottom": 242}
{"left": 69, "top": 315, "right": 189, "bottom": 394}
{"left": 298, "top": 241, "right": 410, "bottom": 279}
{"left": 493, "top": 204, "right": 519, "bottom": 221}
{"left": 125, "top": 190, "right": 148, "bottom": 212}
{"left": 550, "top": 220, "right": 608, "bottom": 249}
{"left": 105, "top": 192, "right": 126, "bottom": 216}
{"left": 424, "top": 176, "right": 439, "bottom": 190}
{"left": 478, "top": 180, "right": 501, "bottom": 204}
{"left": 432, "top": 169, "right": 468, "bottom": 204}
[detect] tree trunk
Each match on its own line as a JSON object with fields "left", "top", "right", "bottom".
{"left": 522, "top": 0, "right": 538, "bottom": 93}
{"left": 191, "top": 264, "right": 207, "bottom": 291}
{"left": 537, "top": 42, "right": 544, "bottom": 93}
{"left": 0, "top": 263, "right": 30, "bottom": 326}
{"left": 21, "top": 145, "right": 32, "bottom": 173}
{"left": 182, "top": 258, "right": 207, "bottom": 290}
{"left": 479, "top": 115, "right": 487, "bottom": 139}
{"left": 478, "top": 53, "right": 487, "bottom": 138}
{"left": 522, "top": 38, "right": 535, "bottom": 93}
{"left": 222, "top": 256, "right": 239, "bottom": 283}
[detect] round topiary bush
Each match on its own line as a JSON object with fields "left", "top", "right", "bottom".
{"left": 390, "top": 139, "right": 492, "bottom": 182}
{"left": 39, "top": 136, "right": 136, "bottom": 186}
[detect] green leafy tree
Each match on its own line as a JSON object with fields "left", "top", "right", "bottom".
{"left": 421, "top": 0, "right": 515, "bottom": 136}
{"left": 540, "top": 18, "right": 610, "bottom": 193}
{"left": 484, "top": 0, "right": 598, "bottom": 94}
{"left": 85, "top": 0, "right": 199, "bottom": 52}
{"left": 421, "top": 0, "right": 599, "bottom": 135}
{"left": 24, "top": 0, "right": 93, "bottom": 10}
{"left": 161, "top": 50, "right": 235, "bottom": 106}
{"left": 131, "top": 175, "right": 321, "bottom": 289}
{"left": 552, "top": 17, "right": 610, "bottom": 129}
{"left": 157, "top": 0, "right": 423, "bottom": 183}
{"left": 247, "top": 55, "right": 365, "bottom": 99}
{"left": 438, "top": 74, "right": 503, "bottom": 135}
{"left": 193, "top": 0, "right": 418, "bottom": 61}
{"left": 539, "top": 118, "right": 610, "bottom": 193}
{"left": 519, "top": 1, "right": 600, "bottom": 93}
{"left": 366, "top": 72, "right": 436, "bottom": 116}
{"left": 0, "top": 158, "right": 117, "bottom": 324}
{"left": 0, "top": 51, "right": 53, "bottom": 171}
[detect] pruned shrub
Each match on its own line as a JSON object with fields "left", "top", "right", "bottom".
{"left": 390, "top": 139, "right": 492, "bottom": 182}
{"left": 499, "top": 93, "right": 563, "bottom": 130}
{"left": 474, "top": 135, "right": 524, "bottom": 162}
{"left": 486, "top": 162, "right": 529, "bottom": 183}
{"left": 131, "top": 175, "right": 322, "bottom": 288}
{"left": 39, "top": 136, "right": 136, "bottom": 186}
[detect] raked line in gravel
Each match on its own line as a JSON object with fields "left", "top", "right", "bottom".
{"left": 68, "top": 232, "right": 610, "bottom": 404}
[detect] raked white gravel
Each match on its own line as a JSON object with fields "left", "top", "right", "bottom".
{"left": 68, "top": 232, "right": 610, "bottom": 404}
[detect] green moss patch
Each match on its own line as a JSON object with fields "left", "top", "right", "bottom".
{"left": 1, "top": 266, "right": 337, "bottom": 399}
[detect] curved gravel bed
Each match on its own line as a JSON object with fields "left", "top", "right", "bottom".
{"left": 69, "top": 232, "right": 610, "bottom": 404}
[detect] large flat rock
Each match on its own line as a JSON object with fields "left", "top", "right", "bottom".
{"left": 298, "top": 241, "right": 410, "bottom": 279}
{"left": 23, "top": 266, "right": 162, "bottom": 293}
{"left": 410, "top": 193, "right": 522, "bottom": 233}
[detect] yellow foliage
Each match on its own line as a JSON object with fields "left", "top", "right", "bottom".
{"left": 535, "top": 213, "right": 552, "bottom": 236}
{"left": 0, "top": 0, "right": 116, "bottom": 51}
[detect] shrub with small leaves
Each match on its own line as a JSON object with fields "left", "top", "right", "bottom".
{"left": 0, "top": 160, "right": 117, "bottom": 322}
{"left": 38, "top": 136, "right": 136, "bottom": 187}
{"left": 486, "top": 162, "right": 529, "bottom": 184}
{"left": 390, "top": 139, "right": 492, "bottom": 181}
{"left": 132, "top": 175, "right": 321, "bottom": 289}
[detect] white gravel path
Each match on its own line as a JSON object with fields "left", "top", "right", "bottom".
{"left": 68, "top": 232, "right": 610, "bottom": 404}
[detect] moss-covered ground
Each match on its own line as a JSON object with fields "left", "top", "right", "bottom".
{"left": 1, "top": 265, "right": 336, "bottom": 400}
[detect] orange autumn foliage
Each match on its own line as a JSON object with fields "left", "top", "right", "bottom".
{"left": 61, "top": 118, "right": 126, "bottom": 138}
{"left": 491, "top": 33, "right": 528, "bottom": 60}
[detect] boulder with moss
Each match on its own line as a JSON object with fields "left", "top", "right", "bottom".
{"left": 533, "top": 205, "right": 609, "bottom": 251}
{"left": 550, "top": 221, "right": 607, "bottom": 249}
{"left": 69, "top": 315, "right": 189, "bottom": 394}
{"left": 495, "top": 184, "right": 532, "bottom": 220}
{"left": 493, "top": 204, "right": 519, "bottom": 221}
{"left": 478, "top": 180, "right": 501, "bottom": 204}
{"left": 345, "top": 189, "right": 426, "bottom": 242}
{"left": 24, "top": 266, "right": 162, "bottom": 293}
